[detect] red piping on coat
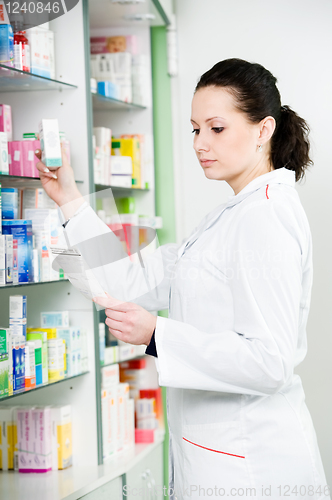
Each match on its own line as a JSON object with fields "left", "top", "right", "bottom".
{"left": 182, "top": 437, "right": 245, "bottom": 459}
{"left": 266, "top": 184, "right": 269, "bottom": 199}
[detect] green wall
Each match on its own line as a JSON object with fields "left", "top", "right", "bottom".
{"left": 151, "top": 25, "right": 176, "bottom": 499}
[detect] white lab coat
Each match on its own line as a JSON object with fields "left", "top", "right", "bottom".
{"left": 66, "top": 167, "right": 329, "bottom": 500}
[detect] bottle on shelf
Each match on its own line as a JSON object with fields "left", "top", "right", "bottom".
{"left": 10, "top": 14, "right": 30, "bottom": 73}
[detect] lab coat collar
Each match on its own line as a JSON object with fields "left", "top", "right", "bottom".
{"left": 177, "top": 168, "right": 295, "bottom": 260}
{"left": 226, "top": 167, "right": 296, "bottom": 208}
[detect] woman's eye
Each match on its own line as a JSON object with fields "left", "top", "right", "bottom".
{"left": 212, "top": 127, "right": 224, "bottom": 133}
{"left": 192, "top": 129, "right": 200, "bottom": 135}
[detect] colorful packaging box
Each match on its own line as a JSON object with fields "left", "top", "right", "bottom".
{"left": 33, "top": 339, "right": 43, "bottom": 386}
{"left": 1, "top": 188, "right": 18, "bottom": 219}
{"left": 12, "top": 335, "right": 25, "bottom": 392}
{"left": 101, "top": 386, "right": 118, "bottom": 458}
{"left": 0, "top": 105, "right": 12, "bottom": 141}
{"left": 0, "top": 234, "right": 5, "bottom": 285}
{"left": 8, "top": 141, "right": 23, "bottom": 176}
{"left": 41, "top": 311, "right": 69, "bottom": 329}
{"left": 26, "top": 331, "right": 48, "bottom": 384}
{"left": 0, "top": 131, "right": 8, "bottom": 174}
{"left": 9, "top": 295, "right": 27, "bottom": 338}
{"left": 17, "top": 408, "right": 32, "bottom": 472}
{"left": 118, "top": 137, "right": 141, "bottom": 188}
{"left": 23, "top": 208, "right": 60, "bottom": 281}
{"left": 0, "top": 407, "right": 16, "bottom": 470}
{"left": 2, "top": 220, "right": 33, "bottom": 283}
{"left": 101, "top": 363, "right": 119, "bottom": 389}
{"left": 27, "top": 326, "right": 56, "bottom": 340}
{"left": 25, "top": 341, "right": 36, "bottom": 390}
{"left": 30, "top": 407, "right": 52, "bottom": 472}
{"left": 39, "top": 119, "right": 62, "bottom": 169}
{"left": 116, "top": 383, "right": 129, "bottom": 453}
{"left": 47, "top": 338, "right": 65, "bottom": 382}
{"left": 22, "top": 188, "right": 56, "bottom": 210}
{"left": 51, "top": 405, "right": 72, "bottom": 470}
{"left": 22, "top": 141, "right": 37, "bottom": 177}
{"left": 0, "top": 24, "right": 14, "bottom": 67}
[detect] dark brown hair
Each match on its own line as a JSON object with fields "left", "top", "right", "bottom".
{"left": 195, "top": 58, "right": 312, "bottom": 182}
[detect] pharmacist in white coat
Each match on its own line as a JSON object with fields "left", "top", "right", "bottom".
{"left": 36, "top": 59, "right": 330, "bottom": 499}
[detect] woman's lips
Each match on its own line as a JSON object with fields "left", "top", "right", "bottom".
{"left": 200, "top": 159, "right": 216, "bottom": 167}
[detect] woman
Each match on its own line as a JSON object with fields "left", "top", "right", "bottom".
{"left": 36, "top": 59, "right": 329, "bottom": 499}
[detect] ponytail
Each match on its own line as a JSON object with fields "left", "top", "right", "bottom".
{"left": 271, "top": 105, "right": 312, "bottom": 182}
{"left": 196, "top": 59, "right": 313, "bottom": 182}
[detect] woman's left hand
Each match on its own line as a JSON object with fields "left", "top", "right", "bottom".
{"left": 93, "top": 293, "right": 157, "bottom": 346}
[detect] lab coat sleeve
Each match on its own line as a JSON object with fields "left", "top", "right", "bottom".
{"left": 64, "top": 204, "right": 180, "bottom": 311}
{"left": 154, "top": 201, "right": 305, "bottom": 396}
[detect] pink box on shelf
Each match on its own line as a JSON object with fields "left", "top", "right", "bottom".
{"left": 32, "top": 140, "right": 41, "bottom": 178}
{"left": 0, "top": 104, "right": 12, "bottom": 141}
{"left": 22, "top": 141, "right": 36, "bottom": 177}
{"left": 9, "top": 141, "right": 24, "bottom": 176}
{"left": 135, "top": 428, "right": 155, "bottom": 443}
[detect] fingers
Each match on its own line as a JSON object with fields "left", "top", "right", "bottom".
{"left": 104, "top": 309, "right": 125, "bottom": 322}
{"left": 105, "top": 317, "right": 123, "bottom": 332}
{"left": 34, "top": 150, "right": 58, "bottom": 180}
{"left": 93, "top": 293, "right": 128, "bottom": 310}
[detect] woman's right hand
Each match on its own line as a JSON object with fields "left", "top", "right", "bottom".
{"left": 34, "top": 146, "right": 85, "bottom": 219}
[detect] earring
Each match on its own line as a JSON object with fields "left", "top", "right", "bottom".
{"left": 257, "top": 144, "right": 263, "bottom": 153}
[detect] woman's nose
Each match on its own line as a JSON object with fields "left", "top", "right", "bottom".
{"left": 193, "top": 133, "right": 210, "bottom": 152}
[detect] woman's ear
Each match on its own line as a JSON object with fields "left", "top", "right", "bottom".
{"left": 258, "top": 116, "right": 276, "bottom": 145}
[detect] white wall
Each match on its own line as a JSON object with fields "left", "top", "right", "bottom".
{"left": 172, "top": 0, "right": 332, "bottom": 485}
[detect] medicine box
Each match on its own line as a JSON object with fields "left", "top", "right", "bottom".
{"left": 0, "top": 131, "right": 8, "bottom": 174}
{"left": 41, "top": 311, "right": 69, "bottom": 328}
{"left": 8, "top": 141, "right": 23, "bottom": 176}
{"left": 2, "top": 220, "right": 33, "bottom": 283}
{"left": 12, "top": 335, "right": 25, "bottom": 392}
{"left": 51, "top": 405, "right": 72, "bottom": 470}
{"left": 47, "top": 338, "right": 65, "bottom": 382}
{"left": 0, "top": 235, "right": 5, "bottom": 285}
{"left": 1, "top": 188, "right": 18, "bottom": 219}
{"left": 39, "top": 119, "right": 62, "bottom": 169}
{"left": 30, "top": 407, "right": 52, "bottom": 472}
{"left": 101, "top": 363, "right": 119, "bottom": 389}
{"left": 0, "top": 407, "right": 16, "bottom": 470}
{"left": 0, "top": 355, "right": 9, "bottom": 397}
{"left": 0, "top": 104, "right": 12, "bottom": 141}
{"left": 5, "top": 234, "right": 14, "bottom": 284}
{"left": 25, "top": 341, "right": 36, "bottom": 390}
{"left": 26, "top": 331, "right": 48, "bottom": 384}
{"left": 0, "top": 25, "right": 13, "bottom": 66}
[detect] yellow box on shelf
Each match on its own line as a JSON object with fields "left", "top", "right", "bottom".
{"left": 113, "top": 138, "right": 141, "bottom": 188}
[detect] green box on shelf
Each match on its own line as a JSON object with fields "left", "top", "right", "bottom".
{"left": 115, "top": 197, "right": 135, "bottom": 214}
{"left": 0, "top": 356, "right": 9, "bottom": 397}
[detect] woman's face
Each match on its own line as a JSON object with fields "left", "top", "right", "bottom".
{"left": 191, "top": 86, "right": 272, "bottom": 194}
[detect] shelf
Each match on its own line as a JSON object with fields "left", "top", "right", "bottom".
{"left": 0, "top": 371, "right": 89, "bottom": 402}
{"left": 0, "top": 174, "right": 84, "bottom": 189}
{"left": 0, "top": 279, "right": 69, "bottom": 289}
{"left": 92, "top": 93, "right": 146, "bottom": 111}
{"left": 95, "top": 183, "right": 149, "bottom": 193}
{"left": 89, "top": 0, "right": 170, "bottom": 29}
{"left": 101, "top": 354, "right": 146, "bottom": 368}
{"left": 0, "top": 65, "right": 77, "bottom": 92}
{"left": 0, "top": 434, "right": 165, "bottom": 500}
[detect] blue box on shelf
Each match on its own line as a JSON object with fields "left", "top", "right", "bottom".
{"left": 2, "top": 220, "right": 33, "bottom": 283}
{"left": 97, "top": 81, "right": 119, "bottom": 99}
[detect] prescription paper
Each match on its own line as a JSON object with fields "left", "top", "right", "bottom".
{"left": 50, "top": 247, "right": 107, "bottom": 303}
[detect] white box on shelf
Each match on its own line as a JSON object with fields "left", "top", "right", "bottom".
{"left": 110, "top": 155, "right": 132, "bottom": 175}
{"left": 101, "top": 363, "right": 119, "bottom": 389}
